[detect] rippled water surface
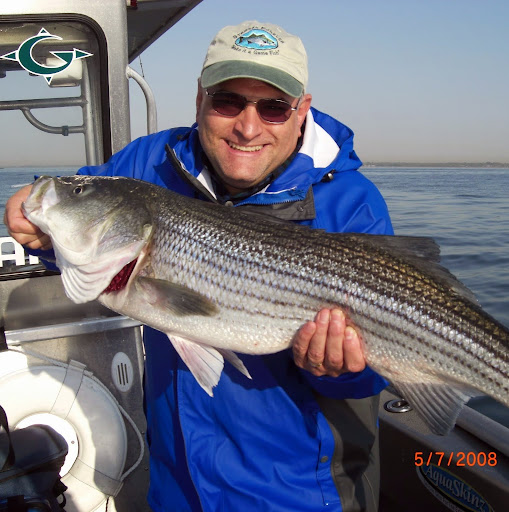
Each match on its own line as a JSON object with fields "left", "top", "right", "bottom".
{"left": 363, "top": 167, "right": 509, "bottom": 328}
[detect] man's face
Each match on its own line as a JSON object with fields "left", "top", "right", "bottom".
{"left": 196, "top": 78, "right": 312, "bottom": 194}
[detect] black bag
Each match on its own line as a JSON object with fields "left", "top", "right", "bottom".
{"left": 0, "top": 406, "right": 68, "bottom": 511}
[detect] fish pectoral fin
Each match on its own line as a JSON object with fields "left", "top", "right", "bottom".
{"left": 169, "top": 335, "right": 224, "bottom": 396}
{"left": 136, "top": 276, "right": 219, "bottom": 316}
{"left": 391, "top": 379, "right": 476, "bottom": 436}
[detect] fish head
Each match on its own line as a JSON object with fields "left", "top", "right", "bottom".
{"left": 23, "top": 175, "right": 154, "bottom": 303}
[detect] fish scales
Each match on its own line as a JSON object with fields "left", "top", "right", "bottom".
{"left": 22, "top": 175, "right": 509, "bottom": 433}
{"left": 87, "top": 180, "right": 509, "bottom": 369}
{"left": 150, "top": 198, "right": 342, "bottom": 311}
{"left": 156, "top": 194, "right": 494, "bottom": 330}
{"left": 151, "top": 192, "right": 509, "bottom": 391}
{"left": 166, "top": 187, "right": 508, "bottom": 374}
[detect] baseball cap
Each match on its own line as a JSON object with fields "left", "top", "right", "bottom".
{"left": 201, "top": 21, "right": 308, "bottom": 98}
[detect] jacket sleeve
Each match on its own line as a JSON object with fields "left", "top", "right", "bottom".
{"left": 311, "top": 169, "right": 394, "bottom": 236}
{"left": 77, "top": 130, "right": 173, "bottom": 179}
{"left": 302, "top": 169, "right": 393, "bottom": 398}
{"left": 303, "top": 366, "right": 389, "bottom": 399}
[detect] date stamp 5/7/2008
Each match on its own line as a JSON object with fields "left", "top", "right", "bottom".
{"left": 414, "top": 451, "right": 498, "bottom": 467}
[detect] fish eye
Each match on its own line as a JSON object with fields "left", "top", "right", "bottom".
{"left": 73, "top": 185, "right": 84, "bottom": 195}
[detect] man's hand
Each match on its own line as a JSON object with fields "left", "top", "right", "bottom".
{"left": 3, "top": 184, "right": 52, "bottom": 250}
{"left": 292, "top": 308, "right": 365, "bottom": 377}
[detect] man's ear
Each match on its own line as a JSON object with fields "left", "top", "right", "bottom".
{"left": 196, "top": 78, "right": 204, "bottom": 123}
{"left": 297, "top": 94, "right": 312, "bottom": 131}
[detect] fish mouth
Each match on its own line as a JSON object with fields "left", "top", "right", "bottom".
{"left": 22, "top": 176, "right": 57, "bottom": 219}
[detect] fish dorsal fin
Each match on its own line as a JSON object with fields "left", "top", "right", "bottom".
{"left": 168, "top": 335, "right": 251, "bottom": 396}
{"left": 357, "top": 234, "right": 441, "bottom": 262}
{"left": 349, "top": 234, "right": 479, "bottom": 304}
{"left": 390, "top": 380, "right": 477, "bottom": 435}
{"left": 135, "top": 276, "right": 219, "bottom": 316}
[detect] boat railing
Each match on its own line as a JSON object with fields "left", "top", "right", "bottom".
{"left": 4, "top": 315, "right": 142, "bottom": 346}
{"left": 0, "top": 58, "right": 102, "bottom": 166}
{"left": 126, "top": 65, "right": 157, "bottom": 134}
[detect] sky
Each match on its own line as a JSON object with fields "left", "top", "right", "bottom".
{"left": 2, "top": 0, "right": 509, "bottom": 166}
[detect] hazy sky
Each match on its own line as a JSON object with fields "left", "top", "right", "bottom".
{"left": 2, "top": 0, "right": 509, "bottom": 165}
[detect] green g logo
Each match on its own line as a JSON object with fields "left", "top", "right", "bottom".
{"left": 0, "top": 28, "right": 92, "bottom": 84}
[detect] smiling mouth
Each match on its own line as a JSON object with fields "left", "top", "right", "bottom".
{"left": 228, "top": 141, "right": 264, "bottom": 152}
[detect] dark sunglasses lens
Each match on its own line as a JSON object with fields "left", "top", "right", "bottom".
{"left": 211, "top": 92, "right": 245, "bottom": 117}
{"left": 257, "top": 99, "right": 293, "bottom": 123}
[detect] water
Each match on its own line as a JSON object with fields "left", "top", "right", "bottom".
{"left": 362, "top": 167, "right": 509, "bottom": 328}
{"left": 0, "top": 166, "right": 77, "bottom": 233}
{"left": 1, "top": 166, "right": 508, "bottom": 328}
{"left": 0, "top": 166, "right": 77, "bottom": 213}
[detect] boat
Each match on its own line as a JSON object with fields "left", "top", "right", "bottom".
{"left": 0, "top": 2, "right": 507, "bottom": 511}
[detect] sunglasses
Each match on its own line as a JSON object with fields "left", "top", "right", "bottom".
{"left": 205, "top": 90, "right": 300, "bottom": 124}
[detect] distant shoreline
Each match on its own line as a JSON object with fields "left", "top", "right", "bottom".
{"left": 363, "top": 162, "right": 509, "bottom": 168}
{"left": 0, "top": 164, "right": 81, "bottom": 170}
{"left": 2, "top": 162, "right": 509, "bottom": 170}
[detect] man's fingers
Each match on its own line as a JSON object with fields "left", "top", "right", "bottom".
{"left": 305, "top": 309, "right": 329, "bottom": 369}
{"left": 292, "top": 308, "right": 366, "bottom": 377}
{"left": 292, "top": 321, "right": 316, "bottom": 367}
{"left": 342, "top": 326, "right": 366, "bottom": 373}
{"left": 25, "top": 233, "right": 52, "bottom": 251}
{"left": 322, "top": 309, "right": 346, "bottom": 376}
{"left": 6, "top": 224, "right": 50, "bottom": 250}
{"left": 4, "top": 184, "right": 51, "bottom": 250}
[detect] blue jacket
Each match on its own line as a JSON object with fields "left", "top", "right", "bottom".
{"left": 76, "top": 107, "right": 393, "bottom": 511}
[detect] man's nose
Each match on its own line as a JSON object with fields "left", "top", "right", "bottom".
{"left": 233, "top": 104, "right": 264, "bottom": 140}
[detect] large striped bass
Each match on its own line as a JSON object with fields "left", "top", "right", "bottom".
{"left": 22, "top": 175, "right": 509, "bottom": 435}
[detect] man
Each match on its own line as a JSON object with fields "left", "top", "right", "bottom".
{"left": 5, "top": 21, "right": 393, "bottom": 511}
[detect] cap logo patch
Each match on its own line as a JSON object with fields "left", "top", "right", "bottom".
{"left": 235, "top": 29, "right": 278, "bottom": 50}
